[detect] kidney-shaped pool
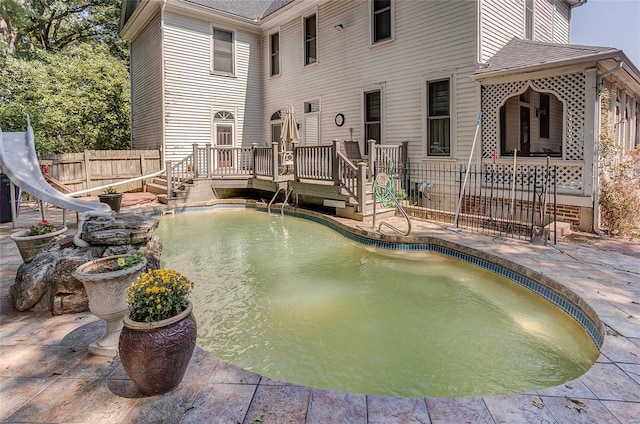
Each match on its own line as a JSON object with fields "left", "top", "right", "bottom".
{"left": 155, "top": 208, "right": 598, "bottom": 397}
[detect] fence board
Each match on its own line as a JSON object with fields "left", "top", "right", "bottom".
{"left": 40, "top": 150, "right": 161, "bottom": 194}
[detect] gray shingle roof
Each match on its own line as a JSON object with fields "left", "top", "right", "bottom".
{"left": 472, "top": 38, "right": 620, "bottom": 78}
{"left": 183, "top": 0, "right": 295, "bottom": 20}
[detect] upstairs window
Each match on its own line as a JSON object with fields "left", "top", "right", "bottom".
{"left": 270, "top": 32, "right": 280, "bottom": 76}
{"left": 304, "top": 14, "right": 317, "bottom": 65}
{"left": 525, "top": 0, "right": 534, "bottom": 40}
{"left": 372, "top": 0, "right": 393, "bottom": 43}
{"left": 212, "top": 27, "right": 234, "bottom": 75}
{"left": 427, "top": 79, "right": 451, "bottom": 156}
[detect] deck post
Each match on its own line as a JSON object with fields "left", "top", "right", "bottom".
{"left": 192, "top": 143, "right": 199, "bottom": 177}
{"left": 292, "top": 141, "right": 299, "bottom": 181}
{"left": 401, "top": 140, "right": 409, "bottom": 193}
{"left": 332, "top": 139, "right": 340, "bottom": 186}
{"left": 165, "top": 160, "right": 173, "bottom": 198}
{"left": 271, "top": 142, "right": 279, "bottom": 181}
{"left": 205, "top": 143, "right": 212, "bottom": 177}
{"left": 251, "top": 143, "right": 258, "bottom": 178}
{"left": 357, "top": 162, "right": 367, "bottom": 213}
{"left": 367, "top": 139, "right": 376, "bottom": 182}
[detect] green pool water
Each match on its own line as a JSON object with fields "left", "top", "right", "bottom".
{"left": 155, "top": 208, "right": 598, "bottom": 397}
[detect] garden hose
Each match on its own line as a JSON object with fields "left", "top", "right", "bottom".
{"left": 373, "top": 172, "right": 396, "bottom": 208}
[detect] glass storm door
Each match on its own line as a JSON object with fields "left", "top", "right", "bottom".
{"left": 215, "top": 123, "right": 233, "bottom": 167}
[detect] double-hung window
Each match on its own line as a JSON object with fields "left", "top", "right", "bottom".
{"left": 270, "top": 32, "right": 280, "bottom": 76}
{"left": 427, "top": 79, "right": 451, "bottom": 157}
{"left": 372, "top": 0, "right": 393, "bottom": 43}
{"left": 304, "top": 14, "right": 317, "bottom": 65}
{"left": 364, "top": 90, "right": 381, "bottom": 155}
{"left": 212, "top": 27, "right": 234, "bottom": 75}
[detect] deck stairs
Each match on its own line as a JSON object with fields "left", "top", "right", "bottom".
{"left": 336, "top": 181, "right": 397, "bottom": 221}
{"left": 145, "top": 176, "right": 192, "bottom": 205}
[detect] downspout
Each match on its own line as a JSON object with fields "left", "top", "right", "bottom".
{"left": 593, "top": 60, "right": 623, "bottom": 236}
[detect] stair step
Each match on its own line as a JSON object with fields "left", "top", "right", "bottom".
{"left": 146, "top": 182, "right": 168, "bottom": 195}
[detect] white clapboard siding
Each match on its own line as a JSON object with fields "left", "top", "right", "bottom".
{"left": 480, "top": 0, "right": 572, "bottom": 62}
{"left": 263, "top": 0, "right": 479, "bottom": 164}
{"left": 161, "top": 12, "right": 263, "bottom": 162}
{"left": 131, "top": 12, "right": 163, "bottom": 152}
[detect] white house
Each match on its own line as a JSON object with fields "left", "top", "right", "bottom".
{"left": 119, "top": 0, "right": 640, "bottom": 231}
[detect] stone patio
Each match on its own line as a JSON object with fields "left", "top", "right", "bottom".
{"left": 1, "top": 198, "right": 639, "bottom": 423}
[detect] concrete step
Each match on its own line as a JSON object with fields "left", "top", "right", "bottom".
{"left": 146, "top": 182, "right": 168, "bottom": 195}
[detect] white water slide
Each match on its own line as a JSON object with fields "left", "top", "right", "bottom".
{"left": 0, "top": 121, "right": 112, "bottom": 216}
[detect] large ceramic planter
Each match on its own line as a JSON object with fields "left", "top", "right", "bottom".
{"left": 98, "top": 193, "right": 123, "bottom": 212}
{"left": 10, "top": 225, "right": 68, "bottom": 261}
{"left": 119, "top": 301, "right": 197, "bottom": 395}
{"left": 73, "top": 255, "right": 147, "bottom": 357}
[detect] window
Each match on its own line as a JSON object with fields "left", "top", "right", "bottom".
{"left": 525, "top": 0, "right": 534, "bottom": 40}
{"left": 212, "top": 27, "right": 234, "bottom": 74}
{"left": 427, "top": 79, "right": 450, "bottom": 156}
{"left": 270, "top": 32, "right": 280, "bottom": 76}
{"left": 304, "top": 14, "right": 317, "bottom": 65}
{"left": 372, "top": 0, "right": 392, "bottom": 43}
{"left": 364, "top": 90, "right": 381, "bottom": 155}
{"left": 271, "top": 111, "right": 283, "bottom": 144}
{"left": 499, "top": 88, "right": 563, "bottom": 157}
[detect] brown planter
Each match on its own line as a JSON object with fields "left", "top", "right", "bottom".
{"left": 119, "top": 301, "right": 197, "bottom": 395}
{"left": 98, "top": 193, "right": 123, "bottom": 212}
{"left": 10, "top": 225, "right": 68, "bottom": 261}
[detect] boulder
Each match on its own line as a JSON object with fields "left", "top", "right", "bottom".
{"left": 10, "top": 251, "right": 58, "bottom": 311}
{"left": 82, "top": 214, "right": 158, "bottom": 245}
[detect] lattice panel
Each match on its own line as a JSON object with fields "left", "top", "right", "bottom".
{"left": 481, "top": 81, "right": 528, "bottom": 158}
{"left": 481, "top": 163, "right": 583, "bottom": 192}
{"left": 481, "top": 73, "right": 586, "bottom": 161}
{"left": 555, "top": 165, "right": 583, "bottom": 191}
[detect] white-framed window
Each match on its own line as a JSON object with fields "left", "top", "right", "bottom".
{"left": 271, "top": 110, "right": 283, "bottom": 144}
{"left": 371, "top": 0, "right": 394, "bottom": 44}
{"left": 364, "top": 89, "right": 382, "bottom": 155}
{"left": 303, "top": 13, "right": 317, "bottom": 65}
{"left": 270, "top": 31, "right": 280, "bottom": 76}
{"left": 426, "top": 78, "right": 451, "bottom": 157}
{"left": 211, "top": 27, "right": 234, "bottom": 75}
{"left": 524, "top": 0, "right": 534, "bottom": 40}
{"left": 213, "top": 111, "right": 235, "bottom": 167}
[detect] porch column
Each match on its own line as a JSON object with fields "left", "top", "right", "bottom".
{"left": 271, "top": 142, "right": 279, "bottom": 181}
{"left": 367, "top": 139, "right": 376, "bottom": 182}
{"left": 191, "top": 143, "right": 198, "bottom": 177}
{"left": 165, "top": 160, "right": 173, "bottom": 198}
{"left": 292, "top": 141, "right": 299, "bottom": 181}
{"left": 357, "top": 162, "right": 367, "bottom": 213}
{"left": 251, "top": 143, "right": 258, "bottom": 178}
{"left": 205, "top": 143, "right": 212, "bottom": 177}
{"left": 332, "top": 139, "right": 340, "bottom": 186}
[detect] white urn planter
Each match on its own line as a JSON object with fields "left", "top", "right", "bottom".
{"left": 73, "top": 255, "right": 147, "bottom": 357}
{"left": 10, "top": 226, "right": 68, "bottom": 262}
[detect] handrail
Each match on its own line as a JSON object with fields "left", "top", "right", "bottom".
{"left": 372, "top": 178, "right": 411, "bottom": 236}
{"left": 69, "top": 168, "right": 166, "bottom": 197}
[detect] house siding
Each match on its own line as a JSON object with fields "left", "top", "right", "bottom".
{"left": 263, "top": 0, "right": 479, "bottom": 163}
{"left": 161, "top": 11, "right": 263, "bottom": 162}
{"left": 480, "top": 0, "right": 572, "bottom": 62}
{"left": 130, "top": 12, "right": 163, "bottom": 152}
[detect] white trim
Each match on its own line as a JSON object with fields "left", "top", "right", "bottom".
{"left": 422, "top": 72, "right": 457, "bottom": 159}
{"left": 268, "top": 26, "right": 281, "bottom": 78}
{"left": 211, "top": 106, "right": 239, "bottom": 146}
{"left": 369, "top": 0, "right": 395, "bottom": 46}
{"left": 210, "top": 25, "right": 236, "bottom": 77}
{"left": 302, "top": 6, "right": 319, "bottom": 68}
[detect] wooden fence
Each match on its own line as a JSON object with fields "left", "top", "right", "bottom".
{"left": 40, "top": 150, "right": 161, "bottom": 194}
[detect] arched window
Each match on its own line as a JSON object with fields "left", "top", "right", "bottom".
{"left": 214, "top": 111, "right": 235, "bottom": 120}
{"left": 499, "top": 87, "right": 563, "bottom": 157}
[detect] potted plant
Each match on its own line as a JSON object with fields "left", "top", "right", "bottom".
{"left": 10, "top": 220, "right": 68, "bottom": 261}
{"left": 98, "top": 186, "right": 123, "bottom": 212}
{"left": 119, "top": 269, "right": 197, "bottom": 395}
{"left": 73, "top": 251, "right": 147, "bottom": 357}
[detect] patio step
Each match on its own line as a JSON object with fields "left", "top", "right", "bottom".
{"left": 146, "top": 181, "right": 168, "bottom": 195}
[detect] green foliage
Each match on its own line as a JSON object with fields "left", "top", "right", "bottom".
{"left": 0, "top": 43, "right": 130, "bottom": 154}
{"left": 26, "top": 220, "right": 56, "bottom": 235}
{"left": 116, "top": 251, "right": 145, "bottom": 270}
{"left": 598, "top": 89, "right": 640, "bottom": 237}
{"left": 104, "top": 186, "right": 118, "bottom": 194}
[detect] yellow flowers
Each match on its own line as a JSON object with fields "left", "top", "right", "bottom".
{"left": 125, "top": 269, "right": 194, "bottom": 323}
{"left": 117, "top": 257, "right": 126, "bottom": 267}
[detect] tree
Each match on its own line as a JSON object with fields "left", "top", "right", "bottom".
{"left": 0, "top": 43, "right": 130, "bottom": 154}
{"left": 0, "top": 0, "right": 127, "bottom": 60}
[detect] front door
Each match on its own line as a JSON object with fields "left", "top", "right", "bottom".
{"left": 215, "top": 123, "right": 233, "bottom": 167}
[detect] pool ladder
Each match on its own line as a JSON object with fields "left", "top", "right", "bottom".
{"left": 372, "top": 183, "right": 412, "bottom": 236}
{"left": 268, "top": 188, "right": 293, "bottom": 216}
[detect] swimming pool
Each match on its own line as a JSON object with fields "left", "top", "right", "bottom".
{"left": 155, "top": 207, "right": 599, "bottom": 397}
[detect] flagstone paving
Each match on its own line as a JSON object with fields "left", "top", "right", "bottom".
{"left": 1, "top": 199, "right": 639, "bottom": 423}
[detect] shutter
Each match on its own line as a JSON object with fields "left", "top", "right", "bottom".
{"left": 305, "top": 114, "right": 319, "bottom": 146}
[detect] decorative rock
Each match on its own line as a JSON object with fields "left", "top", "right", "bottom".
{"left": 82, "top": 214, "right": 158, "bottom": 245}
{"left": 10, "top": 251, "right": 58, "bottom": 311}
{"left": 51, "top": 256, "right": 92, "bottom": 315}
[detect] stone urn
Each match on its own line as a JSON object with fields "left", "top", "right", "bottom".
{"left": 10, "top": 225, "right": 68, "bottom": 262}
{"left": 73, "top": 255, "right": 147, "bottom": 357}
{"left": 119, "top": 301, "right": 197, "bottom": 395}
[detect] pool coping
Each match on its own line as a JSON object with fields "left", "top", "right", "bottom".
{"left": 2, "top": 199, "right": 639, "bottom": 423}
